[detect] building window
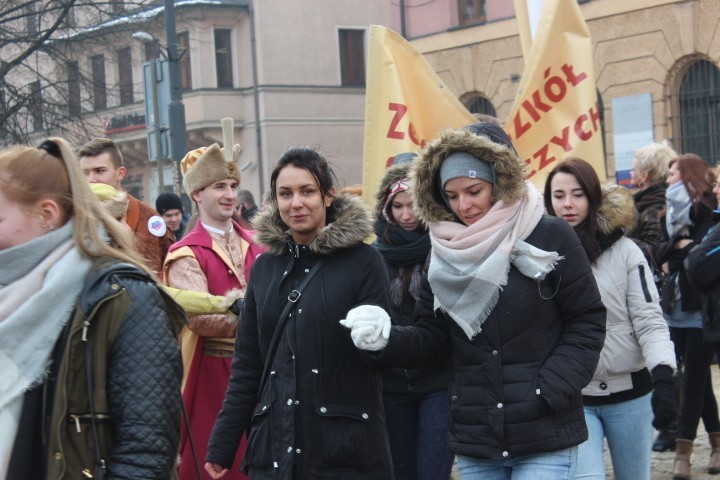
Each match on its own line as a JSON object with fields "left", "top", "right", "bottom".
{"left": 462, "top": 93, "right": 497, "bottom": 117}
{"left": 29, "top": 81, "right": 43, "bottom": 131}
{"left": 338, "top": 29, "right": 365, "bottom": 86}
{"left": 25, "top": 4, "right": 37, "bottom": 35}
{"left": 117, "top": 47, "right": 134, "bottom": 105}
{"left": 214, "top": 29, "right": 233, "bottom": 88}
{"left": 178, "top": 31, "right": 192, "bottom": 90}
{"left": 675, "top": 60, "right": 720, "bottom": 166}
{"left": 67, "top": 61, "right": 81, "bottom": 116}
{"left": 91, "top": 55, "right": 107, "bottom": 110}
{"left": 458, "top": 0, "right": 486, "bottom": 26}
{"left": 145, "top": 40, "right": 160, "bottom": 61}
{"left": 63, "top": 6, "right": 76, "bottom": 27}
{"left": 111, "top": 0, "right": 124, "bottom": 14}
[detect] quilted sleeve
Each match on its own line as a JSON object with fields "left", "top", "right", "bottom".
{"left": 106, "top": 278, "right": 183, "bottom": 479}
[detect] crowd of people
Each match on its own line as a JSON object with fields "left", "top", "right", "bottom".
{"left": 3, "top": 121, "right": 720, "bottom": 480}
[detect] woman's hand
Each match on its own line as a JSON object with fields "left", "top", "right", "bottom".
{"left": 205, "top": 462, "right": 228, "bottom": 479}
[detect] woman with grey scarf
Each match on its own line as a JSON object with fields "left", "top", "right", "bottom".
{"left": 341, "top": 122, "right": 606, "bottom": 479}
{"left": 0, "top": 138, "right": 183, "bottom": 479}
{"left": 657, "top": 153, "right": 720, "bottom": 479}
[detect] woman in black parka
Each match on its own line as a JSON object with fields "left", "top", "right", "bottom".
{"left": 205, "top": 147, "right": 394, "bottom": 480}
{"left": 342, "top": 123, "right": 607, "bottom": 479}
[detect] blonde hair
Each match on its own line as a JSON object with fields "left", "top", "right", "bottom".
{"left": 0, "top": 137, "right": 152, "bottom": 275}
{"left": 634, "top": 141, "right": 677, "bottom": 186}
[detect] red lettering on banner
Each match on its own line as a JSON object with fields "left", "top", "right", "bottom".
{"left": 513, "top": 110, "right": 531, "bottom": 139}
{"left": 574, "top": 113, "right": 592, "bottom": 141}
{"left": 549, "top": 126, "right": 572, "bottom": 152}
{"left": 408, "top": 122, "right": 426, "bottom": 147}
{"left": 524, "top": 104, "right": 602, "bottom": 178}
{"left": 387, "top": 103, "right": 407, "bottom": 140}
{"left": 509, "top": 64, "right": 590, "bottom": 141}
{"left": 561, "top": 64, "right": 587, "bottom": 86}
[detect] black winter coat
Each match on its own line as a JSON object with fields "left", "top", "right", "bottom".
{"left": 658, "top": 201, "right": 716, "bottom": 312}
{"left": 685, "top": 214, "right": 720, "bottom": 343}
{"left": 374, "top": 216, "right": 606, "bottom": 460}
{"left": 382, "top": 125, "right": 606, "bottom": 461}
{"left": 206, "top": 193, "right": 395, "bottom": 480}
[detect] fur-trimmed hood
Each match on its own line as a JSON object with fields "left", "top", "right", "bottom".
{"left": 411, "top": 127, "right": 527, "bottom": 224}
{"left": 597, "top": 184, "right": 637, "bottom": 235}
{"left": 374, "top": 162, "right": 412, "bottom": 221}
{"left": 252, "top": 192, "right": 374, "bottom": 256}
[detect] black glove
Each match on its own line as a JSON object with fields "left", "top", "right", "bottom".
{"left": 651, "top": 365, "right": 679, "bottom": 430}
{"left": 228, "top": 298, "right": 244, "bottom": 316}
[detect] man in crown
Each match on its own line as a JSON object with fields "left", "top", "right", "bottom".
{"left": 164, "top": 144, "right": 263, "bottom": 480}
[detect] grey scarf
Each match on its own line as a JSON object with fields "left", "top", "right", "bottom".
{"left": 0, "top": 222, "right": 92, "bottom": 472}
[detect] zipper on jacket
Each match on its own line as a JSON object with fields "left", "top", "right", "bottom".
{"left": 68, "top": 413, "right": 111, "bottom": 433}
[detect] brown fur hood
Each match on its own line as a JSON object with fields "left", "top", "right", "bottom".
{"left": 410, "top": 128, "right": 527, "bottom": 224}
{"left": 251, "top": 192, "right": 374, "bottom": 256}
{"left": 374, "top": 162, "right": 413, "bottom": 221}
{"left": 597, "top": 183, "right": 637, "bottom": 235}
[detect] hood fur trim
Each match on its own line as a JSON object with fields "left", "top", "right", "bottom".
{"left": 374, "top": 162, "right": 412, "bottom": 220}
{"left": 597, "top": 184, "right": 637, "bottom": 235}
{"left": 411, "top": 128, "right": 526, "bottom": 224}
{"left": 252, "top": 192, "right": 373, "bottom": 256}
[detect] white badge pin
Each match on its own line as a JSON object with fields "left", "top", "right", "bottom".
{"left": 148, "top": 215, "right": 167, "bottom": 237}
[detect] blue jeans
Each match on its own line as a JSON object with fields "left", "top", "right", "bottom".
{"left": 456, "top": 447, "right": 577, "bottom": 480}
{"left": 383, "top": 390, "right": 454, "bottom": 480}
{"left": 574, "top": 393, "right": 653, "bottom": 480}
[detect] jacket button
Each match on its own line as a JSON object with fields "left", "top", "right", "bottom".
{"left": 227, "top": 269, "right": 232, "bottom": 274}
{"left": 111, "top": 284, "right": 120, "bottom": 290}
{"left": 295, "top": 448, "right": 302, "bottom": 454}
{"left": 599, "top": 382, "right": 607, "bottom": 390}
{"left": 362, "top": 413, "right": 369, "bottom": 420}
{"left": 502, "top": 451, "right": 509, "bottom": 458}
{"left": 492, "top": 350, "right": 498, "bottom": 356}
{"left": 54, "top": 452, "right": 62, "bottom": 460}
{"left": 287, "top": 399, "right": 293, "bottom": 405}
{"left": 497, "top": 403, "right": 503, "bottom": 409}
{"left": 451, "top": 395, "right": 458, "bottom": 402}
{"left": 287, "top": 446, "right": 293, "bottom": 453}
{"left": 320, "top": 407, "right": 327, "bottom": 413}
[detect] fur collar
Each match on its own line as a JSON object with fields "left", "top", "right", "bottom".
{"left": 597, "top": 183, "right": 637, "bottom": 235}
{"left": 252, "top": 192, "right": 373, "bottom": 256}
{"left": 374, "top": 162, "right": 412, "bottom": 220}
{"left": 411, "top": 128, "right": 526, "bottom": 224}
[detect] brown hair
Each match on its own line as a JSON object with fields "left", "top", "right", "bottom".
{"left": 78, "top": 137, "right": 124, "bottom": 168}
{"left": 544, "top": 157, "right": 603, "bottom": 263}
{"left": 670, "top": 153, "right": 716, "bottom": 211}
{"left": 0, "top": 137, "right": 152, "bottom": 275}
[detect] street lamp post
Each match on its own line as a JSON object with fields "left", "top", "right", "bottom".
{"left": 164, "top": 0, "right": 187, "bottom": 196}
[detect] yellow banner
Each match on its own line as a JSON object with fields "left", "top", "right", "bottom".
{"left": 504, "top": 0, "right": 605, "bottom": 189}
{"left": 361, "top": 25, "right": 477, "bottom": 207}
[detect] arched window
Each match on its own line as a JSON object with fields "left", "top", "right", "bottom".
{"left": 462, "top": 93, "right": 497, "bottom": 118}
{"left": 677, "top": 60, "right": 720, "bottom": 166}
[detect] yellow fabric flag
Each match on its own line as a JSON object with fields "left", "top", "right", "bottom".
{"left": 505, "top": 0, "right": 605, "bottom": 189}
{"left": 361, "top": 25, "right": 476, "bottom": 207}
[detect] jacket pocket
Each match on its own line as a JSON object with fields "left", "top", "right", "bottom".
{"left": 243, "top": 401, "right": 274, "bottom": 469}
{"left": 314, "top": 399, "right": 371, "bottom": 469}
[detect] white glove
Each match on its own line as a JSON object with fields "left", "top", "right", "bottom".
{"left": 339, "top": 305, "right": 391, "bottom": 351}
